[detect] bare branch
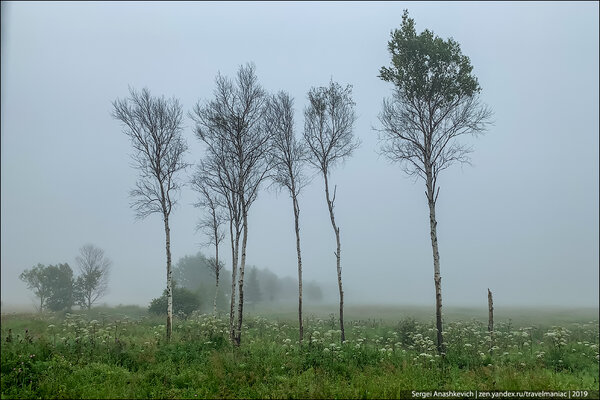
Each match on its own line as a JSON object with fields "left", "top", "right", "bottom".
{"left": 112, "top": 87, "right": 189, "bottom": 220}
{"left": 302, "top": 79, "right": 357, "bottom": 344}
{"left": 264, "top": 91, "right": 311, "bottom": 199}
{"left": 190, "top": 62, "right": 273, "bottom": 345}
{"left": 303, "top": 80, "right": 360, "bottom": 174}
{"left": 73, "top": 244, "right": 111, "bottom": 309}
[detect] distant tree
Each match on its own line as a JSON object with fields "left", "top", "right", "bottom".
{"left": 192, "top": 165, "right": 226, "bottom": 315}
{"left": 377, "top": 10, "right": 493, "bottom": 354}
{"left": 19, "top": 264, "right": 52, "bottom": 312}
{"left": 173, "top": 253, "right": 214, "bottom": 288}
{"left": 265, "top": 91, "right": 310, "bottom": 343}
{"left": 305, "top": 280, "right": 323, "bottom": 302}
{"left": 149, "top": 284, "right": 201, "bottom": 319}
{"left": 112, "top": 87, "right": 189, "bottom": 342}
{"left": 303, "top": 80, "right": 359, "bottom": 343}
{"left": 20, "top": 263, "right": 74, "bottom": 312}
{"left": 73, "top": 244, "right": 111, "bottom": 310}
{"left": 245, "top": 266, "right": 262, "bottom": 304}
{"left": 172, "top": 252, "right": 230, "bottom": 313}
{"left": 173, "top": 252, "right": 212, "bottom": 290}
{"left": 191, "top": 63, "right": 272, "bottom": 346}
{"left": 261, "top": 268, "right": 282, "bottom": 302}
{"left": 45, "top": 263, "right": 74, "bottom": 312}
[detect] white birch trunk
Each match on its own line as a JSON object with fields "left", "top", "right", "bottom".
{"left": 323, "top": 172, "right": 345, "bottom": 343}
{"left": 213, "top": 246, "right": 219, "bottom": 315}
{"left": 235, "top": 204, "right": 249, "bottom": 346}
{"left": 229, "top": 219, "right": 239, "bottom": 342}
{"left": 426, "top": 173, "right": 443, "bottom": 354}
{"left": 164, "top": 216, "right": 173, "bottom": 342}
{"left": 292, "top": 192, "right": 303, "bottom": 343}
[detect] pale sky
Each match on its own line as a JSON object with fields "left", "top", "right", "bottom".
{"left": 1, "top": 1, "right": 598, "bottom": 310}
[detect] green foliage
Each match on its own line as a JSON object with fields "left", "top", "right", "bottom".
{"left": 1, "top": 310, "right": 598, "bottom": 398}
{"left": 73, "top": 275, "right": 96, "bottom": 309}
{"left": 173, "top": 252, "right": 214, "bottom": 291}
{"left": 20, "top": 264, "right": 74, "bottom": 312}
{"left": 45, "top": 264, "right": 74, "bottom": 312}
{"left": 148, "top": 286, "right": 202, "bottom": 318}
{"left": 19, "top": 264, "right": 52, "bottom": 312}
{"left": 379, "top": 9, "right": 480, "bottom": 104}
{"left": 172, "top": 252, "right": 229, "bottom": 311}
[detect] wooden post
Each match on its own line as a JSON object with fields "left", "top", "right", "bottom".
{"left": 488, "top": 288, "right": 494, "bottom": 352}
{"left": 487, "top": 288, "right": 494, "bottom": 332}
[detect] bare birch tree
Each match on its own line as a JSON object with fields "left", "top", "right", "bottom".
{"left": 191, "top": 164, "right": 226, "bottom": 314}
{"left": 194, "top": 153, "right": 243, "bottom": 341}
{"left": 112, "top": 87, "right": 188, "bottom": 342}
{"left": 376, "top": 10, "right": 492, "bottom": 354}
{"left": 303, "top": 80, "right": 359, "bottom": 343}
{"left": 74, "top": 244, "right": 111, "bottom": 310}
{"left": 191, "top": 63, "right": 271, "bottom": 346}
{"left": 265, "top": 91, "right": 309, "bottom": 343}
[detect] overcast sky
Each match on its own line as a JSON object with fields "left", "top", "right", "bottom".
{"left": 1, "top": 1, "right": 598, "bottom": 310}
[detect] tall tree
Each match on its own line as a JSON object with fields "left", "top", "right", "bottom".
{"left": 112, "top": 87, "right": 189, "bottom": 342}
{"left": 19, "top": 264, "right": 52, "bottom": 312}
{"left": 20, "top": 263, "right": 74, "bottom": 312}
{"left": 303, "top": 80, "right": 359, "bottom": 343}
{"left": 45, "top": 263, "right": 75, "bottom": 312}
{"left": 191, "top": 63, "right": 271, "bottom": 346}
{"left": 377, "top": 10, "right": 492, "bottom": 354}
{"left": 73, "top": 244, "right": 111, "bottom": 310}
{"left": 191, "top": 168, "right": 226, "bottom": 315}
{"left": 265, "top": 91, "right": 309, "bottom": 343}
{"left": 192, "top": 152, "right": 242, "bottom": 341}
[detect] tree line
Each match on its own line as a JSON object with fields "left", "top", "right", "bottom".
{"left": 110, "top": 10, "right": 493, "bottom": 353}
{"left": 147, "top": 252, "right": 325, "bottom": 318}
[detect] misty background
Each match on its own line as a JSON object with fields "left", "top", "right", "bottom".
{"left": 1, "top": 2, "right": 598, "bottom": 311}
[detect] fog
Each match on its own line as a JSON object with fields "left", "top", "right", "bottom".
{"left": 1, "top": 2, "right": 598, "bottom": 312}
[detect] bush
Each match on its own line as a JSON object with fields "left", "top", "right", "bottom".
{"left": 148, "top": 286, "right": 201, "bottom": 318}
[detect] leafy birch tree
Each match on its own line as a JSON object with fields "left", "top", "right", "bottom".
{"left": 303, "top": 80, "right": 359, "bottom": 343}
{"left": 265, "top": 91, "right": 309, "bottom": 343}
{"left": 190, "top": 63, "right": 271, "bottom": 346}
{"left": 377, "top": 10, "right": 492, "bottom": 354}
{"left": 112, "top": 87, "right": 188, "bottom": 342}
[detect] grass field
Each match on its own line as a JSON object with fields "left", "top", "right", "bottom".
{"left": 1, "top": 304, "right": 598, "bottom": 399}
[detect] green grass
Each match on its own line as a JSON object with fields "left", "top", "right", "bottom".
{"left": 1, "top": 305, "right": 598, "bottom": 399}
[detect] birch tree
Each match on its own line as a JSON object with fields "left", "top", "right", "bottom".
{"left": 303, "top": 80, "right": 359, "bottom": 343}
{"left": 190, "top": 63, "right": 271, "bottom": 346}
{"left": 377, "top": 10, "right": 492, "bottom": 354}
{"left": 191, "top": 165, "right": 226, "bottom": 315}
{"left": 73, "top": 244, "right": 111, "bottom": 310}
{"left": 194, "top": 153, "right": 243, "bottom": 341}
{"left": 265, "top": 91, "right": 309, "bottom": 343}
{"left": 112, "top": 87, "right": 188, "bottom": 342}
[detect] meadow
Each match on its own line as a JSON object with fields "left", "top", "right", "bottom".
{"left": 1, "top": 304, "right": 598, "bottom": 399}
